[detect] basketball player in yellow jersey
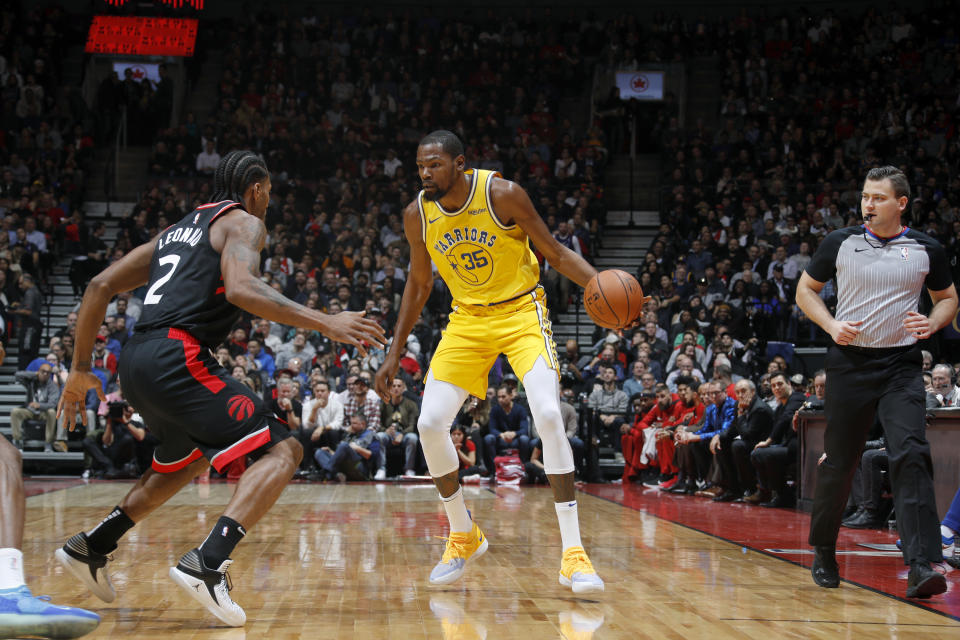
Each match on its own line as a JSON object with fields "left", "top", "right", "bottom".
{"left": 375, "top": 130, "right": 604, "bottom": 593}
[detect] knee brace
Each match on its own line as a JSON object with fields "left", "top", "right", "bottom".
{"left": 523, "top": 357, "right": 575, "bottom": 475}
{"left": 417, "top": 372, "right": 469, "bottom": 478}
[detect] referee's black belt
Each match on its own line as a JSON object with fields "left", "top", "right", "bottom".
{"left": 836, "top": 343, "right": 915, "bottom": 357}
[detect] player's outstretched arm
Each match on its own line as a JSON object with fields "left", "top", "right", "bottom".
{"left": 60, "top": 238, "right": 157, "bottom": 426}
{"left": 216, "top": 209, "right": 385, "bottom": 354}
{"left": 374, "top": 201, "right": 433, "bottom": 402}
{"left": 490, "top": 178, "right": 597, "bottom": 288}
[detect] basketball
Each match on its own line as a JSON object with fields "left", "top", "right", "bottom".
{"left": 583, "top": 270, "right": 644, "bottom": 329}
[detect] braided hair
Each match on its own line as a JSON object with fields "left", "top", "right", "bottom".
{"left": 211, "top": 150, "right": 269, "bottom": 206}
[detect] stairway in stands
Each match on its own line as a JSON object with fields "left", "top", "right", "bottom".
{"left": 550, "top": 214, "right": 659, "bottom": 348}
{"left": 0, "top": 204, "right": 128, "bottom": 471}
{"left": 551, "top": 153, "right": 661, "bottom": 348}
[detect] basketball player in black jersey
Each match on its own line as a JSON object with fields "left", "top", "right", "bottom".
{"left": 52, "top": 151, "right": 385, "bottom": 627}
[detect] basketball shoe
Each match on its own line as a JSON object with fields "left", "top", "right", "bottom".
{"left": 54, "top": 532, "right": 116, "bottom": 603}
{"left": 169, "top": 549, "right": 245, "bottom": 627}
{"left": 429, "top": 520, "right": 488, "bottom": 585}
{"left": 0, "top": 585, "right": 100, "bottom": 639}
{"left": 559, "top": 546, "right": 605, "bottom": 593}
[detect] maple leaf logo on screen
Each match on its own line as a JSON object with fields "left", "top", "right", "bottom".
{"left": 131, "top": 67, "right": 146, "bottom": 80}
{"left": 631, "top": 74, "right": 649, "bottom": 92}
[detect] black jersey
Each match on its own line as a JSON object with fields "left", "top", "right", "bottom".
{"left": 135, "top": 200, "right": 244, "bottom": 347}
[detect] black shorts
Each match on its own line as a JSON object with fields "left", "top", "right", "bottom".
{"left": 119, "top": 328, "right": 290, "bottom": 474}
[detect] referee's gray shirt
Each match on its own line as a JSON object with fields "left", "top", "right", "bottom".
{"left": 805, "top": 225, "right": 953, "bottom": 348}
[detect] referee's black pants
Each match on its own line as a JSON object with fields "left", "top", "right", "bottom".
{"left": 809, "top": 344, "right": 941, "bottom": 565}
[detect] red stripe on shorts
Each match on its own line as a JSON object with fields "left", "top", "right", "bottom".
{"left": 168, "top": 327, "right": 226, "bottom": 394}
{"left": 209, "top": 426, "right": 271, "bottom": 473}
{"left": 152, "top": 448, "right": 204, "bottom": 473}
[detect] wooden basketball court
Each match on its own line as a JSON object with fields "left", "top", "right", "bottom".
{"left": 19, "top": 478, "right": 960, "bottom": 639}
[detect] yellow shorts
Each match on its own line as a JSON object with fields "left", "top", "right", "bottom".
{"left": 429, "top": 286, "right": 560, "bottom": 398}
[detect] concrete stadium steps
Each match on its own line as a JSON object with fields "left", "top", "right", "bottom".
{"left": 605, "top": 155, "right": 661, "bottom": 211}
{"left": 550, "top": 217, "right": 658, "bottom": 347}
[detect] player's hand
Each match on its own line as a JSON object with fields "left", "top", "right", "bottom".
{"left": 709, "top": 434, "right": 721, "bottom": 454}
{"left": 904, "top": 311, "right": 933, "bottom": 339}
{"left": 829, "top": 319, "right": 863, "bottom": 345}
{"left": 322, "top": 310, "right": 386, "bottom": 358}
{"left": 56, "top": 370, "right": 106, "bottom": 431}
{"left": 622, "top": 296, "right": 654, "bottom": 330}
{"left": 374, "top": 352, "right": 401, "bottom": 403}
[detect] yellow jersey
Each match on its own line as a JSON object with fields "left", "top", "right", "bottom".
{"left": 417, "top": 169, "right": 540, "bottom": 306}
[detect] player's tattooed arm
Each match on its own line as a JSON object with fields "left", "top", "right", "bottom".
{"left": 220, "top": 213, "right": 302, "bottom": 315}
{"left": 218, "top": 210, "right": 386, "bottom": 351}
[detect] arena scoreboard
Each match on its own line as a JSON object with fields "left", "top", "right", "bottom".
{"left": 85, "top": 16, "right": 198, "bottom": 57}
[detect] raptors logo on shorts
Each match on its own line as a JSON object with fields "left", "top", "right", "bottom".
{"left": 226, "top": 394, "right": 255, "bottom": 421}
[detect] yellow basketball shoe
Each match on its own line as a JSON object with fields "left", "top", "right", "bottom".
{"left": 559, "top": 546, "right": 605, "bottom": 593}
{"left": 429, "top": 521, "right": 488, "bottom": 585}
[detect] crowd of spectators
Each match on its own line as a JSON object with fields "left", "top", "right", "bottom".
{"left": 0, "top": 5, "right": 97, "bottom": 369}
{"left": 640, "top": 5, "right": 960, "bottom": 355}
{"left": 13, "top": 5, "right": 960, "bottom": 495}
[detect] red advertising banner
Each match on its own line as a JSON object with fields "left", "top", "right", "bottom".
{"left": 85, "top": 16, "right": 198, "bottom": 57}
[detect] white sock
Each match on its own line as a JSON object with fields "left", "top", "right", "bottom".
{"left": 441, "top": 487, "right": 473, "bottom": 533}
{"left": 0, "top": 548, "right": 25, "bottom": 590}
{"left": 942, "top": 524, "right": 956, "bottom": 540}
{"left": 555, "top": 501, "right": 583, "bottom": 551}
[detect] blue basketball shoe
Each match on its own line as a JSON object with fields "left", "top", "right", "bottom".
{"left": 0, "top": 585, "right": 100, "bottom": 639}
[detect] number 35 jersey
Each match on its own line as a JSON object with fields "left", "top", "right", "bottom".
{"left": 135, "top": 200, "right": 244, "bottom": 348}
{"left": 417, "top": 169, "right": 540, "bottom": 306}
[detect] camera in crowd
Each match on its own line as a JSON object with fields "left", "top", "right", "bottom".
{"left": 107, "top": 401, "right": 130, "bottom": 421}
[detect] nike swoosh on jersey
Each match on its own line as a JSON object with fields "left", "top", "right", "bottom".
{"left": 428, "top": 216, "right": 442, "bottom": 223}
{"left": 855, "top": 248, "right": 869, "bottom": 252}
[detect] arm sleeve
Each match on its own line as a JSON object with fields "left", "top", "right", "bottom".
{"left": 805, "top": 229, "right": 847, "bottom": 283}
{"left": 918, "top": 234, "right": 954, "bottom": 291}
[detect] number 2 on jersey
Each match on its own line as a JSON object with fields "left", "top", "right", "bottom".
{"left": 144, "top": 254, "right": 181, "bottom": 305}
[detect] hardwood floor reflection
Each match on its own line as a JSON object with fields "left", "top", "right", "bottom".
{"left": 17, "top": 480, "right": 959, "bottom": 639}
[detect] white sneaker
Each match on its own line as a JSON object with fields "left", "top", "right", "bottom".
{"left": 55, "top": 533, "right": 117, "bottom": 602}
{"left": 374, "top": 468, "right": 387, "bottom": 480}
{"left": 169, "top": 549, "right": 245, "bottom": 627}
{"left": 404, "top": 469, "right": 416, "bottom": 477}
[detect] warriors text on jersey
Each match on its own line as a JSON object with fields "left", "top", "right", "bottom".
{"left": 417, "top": 169, "right": 540, "bottom": 305}
{"left": 135, "top": 200, "right": 243, "bottom": 347}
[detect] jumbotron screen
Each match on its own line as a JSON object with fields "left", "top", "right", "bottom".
{"left": 85, "top": 16, "right": 198, "bottom": 57}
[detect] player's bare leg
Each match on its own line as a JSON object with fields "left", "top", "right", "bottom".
{"left": 1, "top": 438, "right": 100, "bottom": 639}
{"left": 57, "top": 456, "right": 209, "bottom": 602}
{"left": 170, "top": 438, "right": 302, "bottom": 627}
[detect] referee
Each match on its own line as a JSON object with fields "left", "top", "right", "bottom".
{"left": 796, "top": 166, "right": 958, "bottom": 598}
